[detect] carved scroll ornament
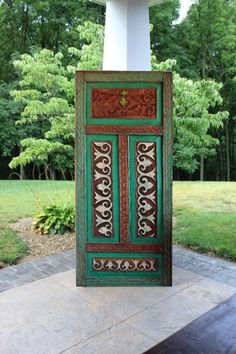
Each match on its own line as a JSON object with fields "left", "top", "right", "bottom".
{"left": 92, "top": 141, "right": 113, "bottom": 238}
{"left": 93, "top": 257, "right": 158, "bottom": 272}
{"left": 91, "top": 88, "right": 157, "bottom": 119}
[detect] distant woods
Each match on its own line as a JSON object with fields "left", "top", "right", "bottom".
{"left": 0, "top": 0, "right": 235, "bottom": 181}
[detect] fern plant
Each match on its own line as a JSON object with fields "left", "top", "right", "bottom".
{"left": 32, "top": 204, "right": 75, "bottom": 235}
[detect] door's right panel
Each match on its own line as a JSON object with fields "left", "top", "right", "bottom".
{"left": 129, "top": 135, "right": 163, "bottom": 244}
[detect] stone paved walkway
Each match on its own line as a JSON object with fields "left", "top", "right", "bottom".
{"left": 1, "top": 265, "right": 235, "bottom": 354}
{"left": 173, "top": 246, "right": 236, "bottom": 288}
{"left": 0, "top": 246, "right": 236, "bottom": 292}
{"left": 0, "top": 249, "right": 75, "bottom": 292}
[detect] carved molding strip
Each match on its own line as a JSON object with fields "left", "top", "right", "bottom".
{"left": 92, "top": 141, "right": 113, "bottom": 238}
{"left": 119, "top": 135, "right": 129, "bottom": 242}
{"left": 86, "top": 125, "right": 163, "bottom": 135}
{"left": 93, "top": 257, "right": 158, "bottom": 272}
{"left": 86, "top": 243, "right": 163, "bottom": 253}
{"left": 91, "top": 88, "right": 157, "bottom": 119}
{"left": 136, "top": 142, "right": 157, "bottom": 238}
{"left": 163, "top": 72, "right": 173, "bottom": 285}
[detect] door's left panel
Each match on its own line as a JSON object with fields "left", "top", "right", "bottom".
{"left": 86, "top": 134, "right": 120, "bottom": 244}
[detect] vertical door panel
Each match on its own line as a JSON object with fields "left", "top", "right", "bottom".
{"left": 129, "top": 136, "right": 163, "bottom": 244}
{"left": 86, "top": 135, "right": 120, "bottom": 243}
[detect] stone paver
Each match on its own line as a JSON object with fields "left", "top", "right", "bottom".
{"left": 0, "top": 247, "right": 236, "bottom": 353}
{"left": 0, "top": 267, "right": 235, "bottom": 354}
{"left": 1, "top": 246, "right": 236, "bottom": 293}
{"left": 173, "top": 246, "right": 236, "bottom": 288}
{"left": 0, "top": 249, "right": 75, "bottom": 292}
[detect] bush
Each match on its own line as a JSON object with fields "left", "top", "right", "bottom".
{"left": 32, "top": 204, "right": 75, "bottom": 235}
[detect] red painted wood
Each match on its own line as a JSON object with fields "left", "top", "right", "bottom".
{"left": 91, "top": 88, "right": 157, "bottom": 119}
{"left": 135, "top": 141, "right": 158, "bottom": 238}
{"left": 92, "top": 141, "right": 114, "bottom": 238}
{"left": 119, "top": 134, "right": 129, "bottom": 243}
{"left": 86, "top": 243, "right": 163, "bottom": 253}
{"left": 86, "top": 125, "right": 163, "bottom": 135}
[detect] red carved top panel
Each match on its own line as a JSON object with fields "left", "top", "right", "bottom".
{"left": 91, "top": 88, "right": 157, "bottom": 119}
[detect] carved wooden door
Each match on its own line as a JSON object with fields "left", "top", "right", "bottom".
{"left": 76, "top": 71, "right": 172, "bottom": 286}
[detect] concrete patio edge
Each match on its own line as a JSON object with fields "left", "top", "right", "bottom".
{"left": 0, "top": 246, "right": 236, "bottom": 293}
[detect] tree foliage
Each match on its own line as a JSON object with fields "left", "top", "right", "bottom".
{"left": 9, "top": 49, "right": 74, "bottom": 178}
{"left": 0, "top": 82, "right": 23, "bottom": 158}
{"left": 153, "top": 59, "right": 228, "bottom": 173}
{"left": 0, "top": 0, "right": 105, "bottom": 81}
{"left": 150, "top": 0, "right": 181, "bottom": 63}
{"left": 173, "top": 0, "right": 236, "bottom": 179}
{"left": 0, "top": 0, "right": 234, "bottom": 180}
{"left": 9, "top": 21, "right": 228, "bottom": 177}
{"left": 9, "top": 22, "right": 104, "bottom": 177}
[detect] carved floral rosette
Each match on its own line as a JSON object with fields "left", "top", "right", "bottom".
{"left": 92, "top": 141, "right": 113, "bottom": 238}
{"left": 136, "top": 142, "right": 157, "bottom": 238}
{"left": 93, "top": 258, "right": 158, "bottom": 272}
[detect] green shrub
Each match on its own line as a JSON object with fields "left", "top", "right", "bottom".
{"left": 32, "top": 204, "right": 75, "bottom": 235}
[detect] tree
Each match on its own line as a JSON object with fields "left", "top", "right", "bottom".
{"left": 150, "top": 0, "right": 181, "bottom": 63}
{"left": 9, "top": 49, "right": 74, "bottom": 179}
{"left": 153, "top": 59, "right": 229, "bottom": 176}
{"left": 174, "top": 0, "right": 236, "bottom": 180}
{"left": 0, "top": 0, "right": 105, "bottom": 82}
{"left": 0, "top": 82, "right": 22, "bottom": 158}
{"left": 9, "top": 21, "right": 104, "bottom": 178}
{"left": 10, "top": 21, "right": 228, "bottom": 179}
{"left": 0, "top": 0, "right": 105, "bottom": 178}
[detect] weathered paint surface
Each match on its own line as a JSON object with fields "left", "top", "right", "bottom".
{"left": 91, "top": 88, "right": 157, "bottom": 119}
{"left": 75, "top": 71, "right": 172, "bottom": 286}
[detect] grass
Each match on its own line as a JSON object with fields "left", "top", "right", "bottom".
{"left": 0, "top": 180, "right": 235, "bottom": 265}
{"left": 0, "top": 180, "right": 74, "bottom": 264}
{"left": 174, "top": 182, "right": 236, "bottom": 261}
{"left": 0, "top": 180, "right": 74, "bottom": 224}
{"left": 0, "top": 227, "right": 28, "bottom": 264}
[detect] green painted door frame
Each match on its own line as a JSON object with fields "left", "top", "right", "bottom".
{"left": 75, "top": 71, "right": 173, "bottom": 286}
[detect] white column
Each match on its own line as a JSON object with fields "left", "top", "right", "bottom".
{"left": 103, "top": 0, "right": 151, "bottom": 71}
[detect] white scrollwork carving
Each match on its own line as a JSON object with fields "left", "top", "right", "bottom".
{"left": 93, "top": 142, "right": 113, "bottom": 237}
{"left": 136, "top": 142, "right": 157, "bottom": 238}
{"left": 93, "top": 258, "right": 158, "bottom": 272}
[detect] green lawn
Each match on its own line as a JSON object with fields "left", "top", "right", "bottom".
{"left": 0, "top": 180, "right": 235, "bottom": 265}
{"left": 0, "top": 228, "right": 28, "bottom": 264}
{"left": 174, "top": 182, "right": 236, "bottom": 261}
{"left": 0, "top": 180, "right": 74, "bottom": 265}
{"left": 0, "top": 180, "right": 74, "bottom": 224}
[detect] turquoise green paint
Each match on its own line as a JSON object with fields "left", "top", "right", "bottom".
{"left": 76, "top": 71, "right": 172, "bottom": 287}
{"left": 86, "top": 82, "right": 162, "bottom": 126}
{"left": 129, "top": 136, "right": 163, "bottom": 244}
{"left": 86, "top": 135, "right": 120, "bottom": 243}
{"left": 87, "top": 252, "right": 163, "bottom": 278}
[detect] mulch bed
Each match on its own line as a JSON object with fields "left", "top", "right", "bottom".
{"left": 9, "top": 218, "right": 75, "bottom": 264}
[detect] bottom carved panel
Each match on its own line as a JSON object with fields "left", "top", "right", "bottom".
{"left": 87, "top": 251, "right": 162, "bottom": 279}
{"left": 93, "top": 257, "right": 158, "bottom": 272}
